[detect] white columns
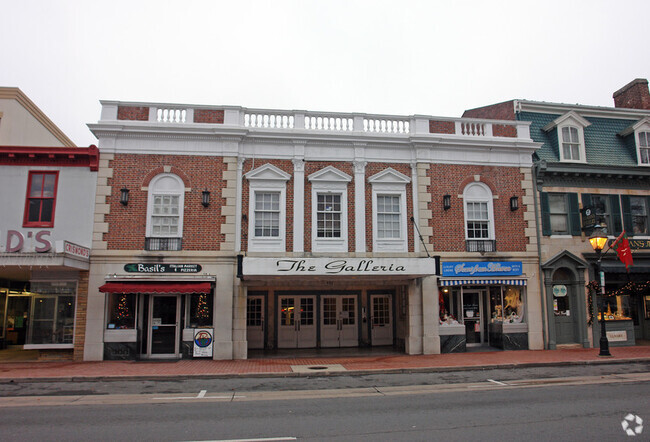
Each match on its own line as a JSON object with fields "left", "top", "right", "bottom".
{"left": 354, "top": 161, "right": 366, "bottom": 253}
{"left": 293, "top": 158, "right": 305, "bottom": 252}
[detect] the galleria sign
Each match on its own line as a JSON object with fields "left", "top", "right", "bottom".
{"left": 243, "top": 257, "right": 437, "bottom": 277}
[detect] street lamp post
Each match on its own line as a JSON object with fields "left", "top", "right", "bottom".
{"left": 589, "top": 225, "right": 611, "bottom": 357}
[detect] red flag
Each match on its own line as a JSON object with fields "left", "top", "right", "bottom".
{"left": 611, "top": 231, "right": 633, "bottom": 271}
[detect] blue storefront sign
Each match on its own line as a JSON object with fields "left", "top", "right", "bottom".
{"left": 442, "top": 261, "right": 522, "bottom": 277}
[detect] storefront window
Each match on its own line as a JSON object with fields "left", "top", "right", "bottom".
{"left": 439, "top": 288, "right": 460, "bottom": 325}
{"left": 599, "top": 295, "right": 632, "bottom": 321}
{"left": 645, "top": 296, "right": 650, "bottom": 320}
{"left": 188, "top": 293, "right": 213, "bottom": 328}
{"left": 107, "top": 293, "right": 136, "bottom": 329}
{"left": 27, "top": 281, "right": 76, "bottom": 345}
{"left": 489, "top": 286, "right": 524, "bottom": 323}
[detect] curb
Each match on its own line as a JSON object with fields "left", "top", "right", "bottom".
{"left": 2, "top": 357, "right": 649, "bottom": 384}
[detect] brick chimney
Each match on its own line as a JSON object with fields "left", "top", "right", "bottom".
{"left": 613, "top": 78, "right": 650, "bottom": 110}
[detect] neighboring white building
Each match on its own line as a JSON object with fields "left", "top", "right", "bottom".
{"left": 0, "top": 88, "right": 98, "bottom": 359}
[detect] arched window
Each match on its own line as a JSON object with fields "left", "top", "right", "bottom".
{"left": 463, "top": 182, "right": 495, "bottom": 251}
{"left": 146, "top": 174, "right": 184, "bottom": 250}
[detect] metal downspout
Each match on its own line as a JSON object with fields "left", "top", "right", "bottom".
{"left": 532, "top": 159, "right": 548, "bottom": 349}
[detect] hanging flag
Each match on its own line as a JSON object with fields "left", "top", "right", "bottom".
{"left": 611, "top": 231, "right": 634, "bottom": 271}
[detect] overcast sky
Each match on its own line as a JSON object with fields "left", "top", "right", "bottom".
{"left": 2, "top": 0, "right": 649, "bottom": 147}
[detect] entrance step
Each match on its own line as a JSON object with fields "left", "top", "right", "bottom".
{"left": 556, "top": 343, "right": 582, "bottom": 349}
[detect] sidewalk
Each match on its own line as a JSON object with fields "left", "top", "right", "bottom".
{"left": 1, "top": 345, "right": 650, "bottom": 382}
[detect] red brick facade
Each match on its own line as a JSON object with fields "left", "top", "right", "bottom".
{"left": 462, "top": 101, "right": 516, "bottom": 120}
{"left": 613, "top": 78, "right": 650, "bottom": 110}
{"left": 73, "top": 270, "right": 89, "bottom": 361}
{"left": 194, "top": 109, "right": 225, "bottom": 124}
{"left": 493, "top": 124, "right": 517, "bottom": 138}
{"left": 105, "top": 154, "right": 227, "bottom": 250}
{"left": 427, "top": 164, "right": 527, "bottom": 252}
{"left": 429, "top": 120, "right": 456, "bottom": 134}
{"left": 117, "top": 106, "right": 149, "bottom": 121}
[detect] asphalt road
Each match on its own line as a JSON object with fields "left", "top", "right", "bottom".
{"left": 0, "top": 379, "right": 648, "bottom": 441}
{"left": 0, "top": 362, "right": 648, "bottom": 441}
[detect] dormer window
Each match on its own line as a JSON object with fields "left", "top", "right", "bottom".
{"left": 639, "top": 131, "right": 650, "bottom": 164}
{"left": 619, "top": 117, "right": 650, "bottom": 166}
{"left": 542, "top": 111, "right": 590, "bottom": 163}
{"left": 561, "top": 126, "right": 580, "bottom": 161}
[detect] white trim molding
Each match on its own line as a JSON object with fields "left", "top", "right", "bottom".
{"left": 369, "top": 168, "right": 411, "bottom": 252}
{"left": 245, "top": 163, "right": 291, "bottom": 252}
{"left": 308, "top": 166, "right": 352, "bottom": 253}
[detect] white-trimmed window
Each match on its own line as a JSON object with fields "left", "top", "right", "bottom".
{"left": 463, "top": 182, "right": 495, "bottom": 251}
{"left": 542, "top": 111, "right": 590, "bottom": 163}
{"left": 639, "top": 131, "right": 650, "bottom": 165}
{"left": 369, "top": 168, "right": 410, "bottom": 252}
{"left": 317, "top": 193, "right": 342, "bottom": 238}
{"left": 377, "top": 195, "right": 401, "bottom": 238}
{"left": 308, "top": 166, "right": 351, "bottom": 252}
{"left": 146, "top": 174, "right": 184, "bottom": 250}
{"left": 254, "top": 192, "right": 280, "bottom": 237}
{"left": 561, "top": 126, "right": 580, "bottom": 161}
{"left": 245, "top": 163, "right": 291, "bottom": 252}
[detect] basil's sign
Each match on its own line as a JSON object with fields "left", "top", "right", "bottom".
{"left": 124, "top": 263, "right": 202, "bottom": 273}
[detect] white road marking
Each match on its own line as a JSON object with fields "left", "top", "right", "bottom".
{"left": 191, "top": 438, "right": 297, "bottom": 441}
{"left": 487, "top": 379, "right": 509, "bottom": 386}
{"left": 197, "top": 390, "right": 207, "bottom": 398}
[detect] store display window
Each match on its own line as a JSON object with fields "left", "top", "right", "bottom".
{"left": 645, "top": 296, "right": 650, "bottom": 320}
{"left": 489, "top": 286, "right": 524, "bottom": 323}
{"left": 106, "top": 293, "right": 136, "bottom": 329}
{"left": 188, "top": 293, "right": 213, "bottom": 328}
{"left": 27, "top": 281, "right": 76, "bottom": 345}
{"left": 599, "top": 294, "right": 632, "bottom": 321}
{"left": 439, "top": 287, "right": 460, "bottom": 325}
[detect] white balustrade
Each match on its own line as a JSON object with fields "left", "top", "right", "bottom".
{"left": 244, "top": 113, "right": 294, "bottom": 129}
{"left": 304, "top": 115, "right": 354, "bottom": 132}
{"left": 363, "top": 118, "right": 409, "bottom": 134}
{"left": 157, "top": 108, "right": 187, "bottom": 123}
{"left": 460, "top": 121, "right": 486, "bottom": 136}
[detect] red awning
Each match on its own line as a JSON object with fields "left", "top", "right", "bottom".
{"left": 98, "top": 282, "right": 211, "bottom": 294}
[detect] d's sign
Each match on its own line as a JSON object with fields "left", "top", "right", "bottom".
{"left": 3, "top": 230, "right": 52, "bottom": 253}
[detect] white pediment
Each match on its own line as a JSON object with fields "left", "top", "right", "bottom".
{"left": 368, "top": 167, "right": 411, "bottom": 184}
{"left": 308, "top": 166, "right": 352, "bottom": 183}
{"left": 619, "top": 117, "right": 650, "bottom": 137}
{"left": 245, "top": 163, "right": 291, "bottom": 181}
{"left": 542, "top": 111, "right": 591, "bottom": 132}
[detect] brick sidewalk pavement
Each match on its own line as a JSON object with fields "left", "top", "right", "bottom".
{"left": 1, "top": 346, "right": 649, "bottom": 382}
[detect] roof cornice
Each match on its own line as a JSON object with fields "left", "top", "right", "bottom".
{"left": 0, "top": 87, "right": 76, "bottom": 147}
{"left": 516, "top": 99, "right": 650, "bottom": 120}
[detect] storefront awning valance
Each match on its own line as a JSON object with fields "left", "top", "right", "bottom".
{"left": 98, "top": 282, "right": 212, "bottom": 294}
{"left": 439, "top": 278, "right": 527, "bottom": 287}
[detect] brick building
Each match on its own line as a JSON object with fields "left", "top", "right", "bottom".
{"left": 464, "top": 78, "right": 650, "bottom": 350}
{"left": 0, "top": 87, "right": 97, "bottom": 361}
{"left": 85, "top": 101, "right": 541, "bottom": 361}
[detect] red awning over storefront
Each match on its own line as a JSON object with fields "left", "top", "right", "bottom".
{"left": 98, "top": 282, "right": 211, "bottom": 294}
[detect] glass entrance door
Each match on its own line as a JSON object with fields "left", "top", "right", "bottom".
{"left": 277, "top": 295, "right": 316, "bottom": 348}
{"left": 4, "top": 296, "right": 30, "bottom": 346}
{"left": 148, "top": 295, "right": 180, "bottom": 358}
{"left": 370, "top": 294, "right": 393, "bottom": 346}
{"left": 463, "top": 290, "right": 484, "bottom": 345}
{"left": 321, "top": 296, "right": 358, "bottom": 348}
